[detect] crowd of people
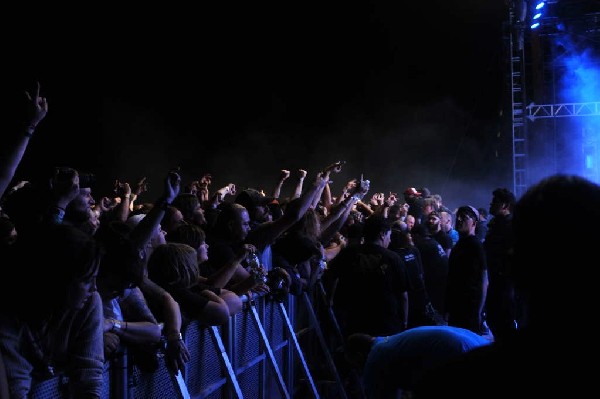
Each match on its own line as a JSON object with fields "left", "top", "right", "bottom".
{"left": 1, "top": 83, "right": 598, "bottom": 399}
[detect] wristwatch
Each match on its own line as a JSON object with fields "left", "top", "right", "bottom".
{"left": 111, "top": 319, "right": 123, "bottom": 332}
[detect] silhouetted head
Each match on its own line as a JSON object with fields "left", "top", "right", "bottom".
{"left": 512, "top": 174, "right": 600, "bottom": 330}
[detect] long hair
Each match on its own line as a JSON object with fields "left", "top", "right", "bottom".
{"left": 168, "top": 223, "right": 206, "bottom": 249}
{"left": 147, "top": 242, "right": 199, "bottom": 289}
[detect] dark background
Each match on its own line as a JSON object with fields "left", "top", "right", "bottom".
{"left": 3, "top": 1, "right": 510, "bottom": 211}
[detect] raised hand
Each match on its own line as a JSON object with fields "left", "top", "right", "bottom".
{"left": 371, "top": 193, "right": 385, "bottom": 206}
{"left": 99, "top": 196, "right": 119, "bottom": 212}
{"left": 200, "top": 173, "right": 212, "bottom": 187}
{"left": 345, "top": 179, "right": 358, "bottom": 193}
{"left": 164, "top": 171, "right": 181, "bottom": 203}
{"left": 322, "top": 161, "right": 346, "bottom": 175}
{"left": 24, "top": 81, "right": 48, "bottom": 129}
{"left": 357, "top": 175, "right": 370, "bottom": 198}
{"left": 228, "top": 183, "right": 236, "bottom": 196}
{"left": 216, "top": 183, "right": 236, "bottom": 200}
{"left": 279, "top": 170, "right": 291, "bottom": 181}
{"left": 113, "top": 180, "right": 132, "bottom": 198}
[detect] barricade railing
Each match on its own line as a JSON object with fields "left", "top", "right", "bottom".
{"left": 30, "top": 291, "right": 338, "bottom": 399}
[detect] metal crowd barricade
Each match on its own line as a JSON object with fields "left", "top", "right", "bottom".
{"left": 30, "top": 292, "right": 341, "bottom": 399}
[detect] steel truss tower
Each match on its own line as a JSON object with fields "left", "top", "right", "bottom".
{"left": 507, "top": 0, "right": 600, "bottom": 196}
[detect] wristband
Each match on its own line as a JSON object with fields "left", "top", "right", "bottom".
{"left": 167, "top": 332, "right": 183, "bottom": 341}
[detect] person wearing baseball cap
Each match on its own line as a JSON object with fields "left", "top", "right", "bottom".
{"left": 234, "top": 188, "right": 275, "bottom": 226}
{"left": 445, "top": 205, "right": 489, "bottom": 337}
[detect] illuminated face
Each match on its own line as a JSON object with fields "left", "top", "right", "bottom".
{"left": 427, "top": 213, "right": 440, "bottom": 231}
{"left": 165, "top": 209, "right": 185, "bottom": 233}
{"left": 197, "top": 241, "right": 209, "bottom": 264}
{"left": 439, "top": 212, "right": 453, "bottom": 232}
{"left": 232, "top": 209, "right": 251, "bottom": 242}
{"left": 66, "top": 187, "right": 96, "bottom": 223}
{"left": 456, "top": 212, "right": 476, "bottom": 235}
{"left": 381, "top": 229, "right": 392, "bottom": 248}
{"left": 406, "top": 215, "right": 416, "bottom": 230}
{"left": 254, "top": 204, "right": 271, "bottom": 223}
{"left": 145, "top": 225, "right": 167, "bottom": 260}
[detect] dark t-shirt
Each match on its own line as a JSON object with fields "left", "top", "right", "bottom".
{"left": 446, "top": 234, "right": 487, "bottom": 331}
{"left": 164, "top": 284, "right": 221, "bottom": 325}
{"left": 328, "top": 243, "right": 410, "bottom": 337}
{"left": 413, "top": 235, "right": 449, "bottom": 314}
{"left": 483, "top": 214, "right": 513, "bottom": 277}
{"left": 392, "top": 246, "right": 429, "bottom": 316}
{"left": 272, "top": 231, "right": 319, "bottom": 266}
{"left": 433, "top": 230, "right": 453, "bottom": 253}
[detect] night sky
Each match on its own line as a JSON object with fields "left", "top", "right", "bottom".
{"left": 4, "top": 1, "right": 510, "bottom": 210}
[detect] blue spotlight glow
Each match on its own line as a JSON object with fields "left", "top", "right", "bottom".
{"left": 535, "top": 2, "right": 545, "bottom": 10}
{"left": 585, "top": 154, "right": 595, "bottom": 170}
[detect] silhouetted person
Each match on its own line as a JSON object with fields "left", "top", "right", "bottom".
{"left": 445, "top": 206, "right": 488, "bottom": 336}
{"left": 484, "top": 187, "right": 517, "bottom": 342}
{"left": 329, "top": 215, "right": 410, "bottom": 337}
{"left": 346, "top": 326, "right": 491, "bottom": 398}
{"left": 414, "top": 174, "right": 600, "bottom": 398}
{"left": 0, "top": 224, "right": 104, "bottom": 398}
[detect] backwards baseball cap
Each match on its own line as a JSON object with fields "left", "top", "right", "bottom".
{"left": 404, "top": 187, "right": 421, "bottom": 197}
{"left": 456, "top": 205, "right": 480, "bottom": 221}
{"left": 234, "top": 189, "right": 274, "bottom": 210}
{"left": 78, "top": 172, "right": 96, "bottom": 189}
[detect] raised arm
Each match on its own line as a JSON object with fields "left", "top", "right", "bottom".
{"left": 0, "top": 82, "right": 48, "bottom": 197}
{"left": 112, "top": 180, "right": 132, "bottom": 222}
{"left": 258, "top": 167, "right": 331, "bottom": 244}
{"left": 320, "top": 195, "right": 360, "bottom": 243}
{"left": 320, "top": 177, "right": 369, "bottom": 244}
{"left": 292, "top": 169, "right": 307, "bottom": 200}
{"left": 272, "top": 169, "right": 290, "bottom": 199}
{"left": 129, "top": 171, "right": 180, "bottom": 251}
{"left": 129, "top": 177, "right": 148, "bottom": 211}
{"left": 321, "top": 180, "right": 334, "bottom": 210}
{"left": 197, "top": 173, "right": 212, "bottom": 204}
{"left": 206, "top": 183, "right": 236, "bottom": 209}
{"left": 310, "top": 161, "right": 345, "bottom": 210}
